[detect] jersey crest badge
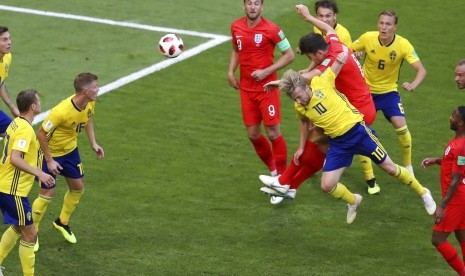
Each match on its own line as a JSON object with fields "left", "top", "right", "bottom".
{"left": 314, "top": 90, "right": 325, "bottom": 99}
{"left": 254, "top": 34, "right": 263, "bottom": 45}
{"left": 389, "top": 50, "right": 397, "bottom": 61}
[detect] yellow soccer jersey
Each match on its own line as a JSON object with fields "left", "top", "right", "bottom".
{"left": 0, "top": 53, "right": 12, "bottom": 85}
{"left": 351, "top": 31, "right": 420, "bottom": 94}
{"left": 314, "top": 23, "right": 352, "bottom": 48}
{"left": 0, "top": 117, "right": 40, "bottom": 197}
{"left": 42, "top": 95, "right": 95, "bottom": 157}
{"left": 295, "top": 68, "right": 363, "bottom": 138}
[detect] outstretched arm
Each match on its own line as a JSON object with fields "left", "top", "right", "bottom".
{"left": 0, "top": 82, "right": 19, "bottom": 117}
{"left": 330, "top": 51, "right": 348, "bottom": 75}
{"left": 295, "top": 4, "right": 336, "bottom": 36}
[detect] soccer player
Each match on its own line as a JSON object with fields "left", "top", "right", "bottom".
{"left": 299, "top": 0, "right": 352, "bottom": 75}
{"left": 351, "top": 10, "right": 427, "bottom": 176}
{"left": 0, "top": 90, "right": 55, "bottom": 276}
{"left": 31, "top": 73, "right": 104, "bottom": 251}
{"left": 228, "top": 0, "right": 295, "bottom": 177}
{"left": 260, "top": 51, "right": 436, "bottom": 224}
{"left": 0, "top": 26, "right": 20, "bottom": 137}
{"left": 422, "top": 107, "right": 465, "bottom": 275}
{"left": 261, "top": 4, "right": 379, "bottom": 204}
{"left": 455, "top": 59, "right": 465, "bottom": 90}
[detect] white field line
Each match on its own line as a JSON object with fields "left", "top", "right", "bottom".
{"left": 0, "top": 5, "right": 231, "bottom": 125}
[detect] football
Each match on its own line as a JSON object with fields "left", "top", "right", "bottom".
{"left": 158, "top": 34, "right": 184, "bottom": 58}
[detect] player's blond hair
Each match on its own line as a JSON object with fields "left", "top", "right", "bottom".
{"left": 279, "top": 70, "right": 309, "bottom": 98}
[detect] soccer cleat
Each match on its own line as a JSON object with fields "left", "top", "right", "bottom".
{"left": 258, "top": 175, "right": 289, "bottom": 194}
{"left": 421, "top": 188, "right": 436, "bottom": 215}
{"left": 366, "top": 178, "right": 380, "bottom": 195}
{"left": 270, "top": 196, "right": 284, "bottom": 205}
{"left": 0, "top": 266, "right": 4, "bottom": 276}
{"left": 260, "top": 187, "right": 296, "bottom": 202}
{"left": 367, "top": 183, "right": 381, "bottom": 195}
{"left": 404, "top": 165, "right": 414, "bottom": 176}
{"left": 53, "top": 218, "right": 77, "bottom": 244}
{"left": 347, "top": 194, "right": 363, "bottom": 224}
{"left": 34, "top": 236, "right": 39, "bottom": 252}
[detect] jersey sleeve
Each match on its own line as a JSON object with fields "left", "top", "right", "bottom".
{"left": 42, "top": 107, "right": 64, "bottom": 134}
{"left": 351, "top": 32, "right": 367, "bottom": 52}
{"left": 11, "top": 125, "right": 33, "bottom": 153}
{"left": 401, "top": 39, "right": 420, "bottom": 64}
{"left": 452, "top": 142, "right": 465, "bottom": 176}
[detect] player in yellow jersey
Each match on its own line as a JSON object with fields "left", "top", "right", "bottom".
{"left": 31, "top": 73, "right": 104, "bottom": 251}
{"left": 351, "top": 10, "right": 427, "bottom": 176}
{"left": 260, "top": 51, "right": 435, "bottom": 224}
{"left": 0, "top": 26, "right": 20, "bottom": 137}
{"left": 0, "top": 90, "right": 55, "bottom": 276}
{"left": 455, "top": 59, "right": 465, "bottom": 90}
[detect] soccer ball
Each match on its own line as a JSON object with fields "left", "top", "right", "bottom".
{"left": 158, "top": 34, "right": 184, "bottom": 58}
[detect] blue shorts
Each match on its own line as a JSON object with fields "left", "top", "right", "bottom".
{"left": 323, "top": 122, "right": 388, "bottom": 172}
{"left": 41, "top": 147, "right": 84, "bottom": 189}
{"left": 0, "top": 110, "right": 12, "bottom": 134}
{"left": 0, "top": 192, "right": 33, "bottom": 226}
{"left": 372, "top": 92, "right": 405, "bottom": 121}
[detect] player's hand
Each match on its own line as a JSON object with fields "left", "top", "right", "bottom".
{"left": 263, "top": 80, "right": 280, "bottom": 92}
{"left": 227, "top": 74, "right": 240, "bottom": 90}
{"left": 293, "top": 147, "right": 304, "bottom": 166}
{"left": 295, "top": 4, "right": 311, "bottom": 20}
{"left": 421, "top": 158, "right": 438, "bottom": 169}
{"left": 402, "top": 82, "right": 416, "bottom": 91}
{"left": 47, "top": 159, "right": 63, "bottom": 175}
{"left": 353, "top": 51, "right": 363, "bottom": 60}
{"left": 336, "top": 51, "right": 348, "bottom": 64}
{"left": 93, "top": 144, "right": 105, "bottom": 159}
{"left": 251, "top": 69, "right": 268, "bottom": 82}
{"left": 38, "top": 172, "right": 55, "bottom": 188}
{"left": 434, "top": 206, "right": 444, "bottom": 224}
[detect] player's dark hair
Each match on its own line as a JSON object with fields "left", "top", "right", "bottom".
{"left": 74, "top": 72, "right": 98, "bottom": 92}
{"left": 298, "top": 33, "right": 329, "bottom": 55}
{"left": 243, "top": 0, "right": 264, "bottom": 3}
{"left": 0, "top": 26, "right": 9, "bottom": 35}
{"left": 458, "top": 106, "right": 465, "bottom": 123}
{"left": 380, "top": 10, "right": 398, "bottom": 24}
{"left": 16, "top": 89, "right": 38, "bottom": 113}
{"left": 315, "top": 0, "right": 338, "bottom": 14}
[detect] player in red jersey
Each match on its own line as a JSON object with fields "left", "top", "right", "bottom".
{"left": 422, "top": 106, "right": 465, "bottom": 275}
{"left": 228, "top": 0, "right": 295, "bottom": 177}
{"left": 260, "top": 4, "right": 378, "bottom": 204}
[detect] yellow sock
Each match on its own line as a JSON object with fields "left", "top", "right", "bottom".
{"left": 396, "top": 125, "right": 412, "bottom": 166}
{"left": 60, "top": 189, "right": 84, "bottom": 225}
{"left": 32, "top": 195, "right": 53, "bottom": 232}
{"left": 357, "top": 155, "right": 375, "bottom": 180}
{"left": 0, "top": 226, "right": 20, "bottom": 265}
{"left": 329, "top": 183, "right": 356, "bottom": 205}
{"left": 19, "top": 240, "right": 35, "bottom": 276}
{"left": 394, "top": 165, "right": 424, "bottom": 195}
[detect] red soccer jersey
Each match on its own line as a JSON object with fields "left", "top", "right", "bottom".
{"left": 440, "top": 137, "right": 465, "bottom": 205}
{"left": 315, "top": 34, "right": 373, "bottom": 109}
{"left": 231, "top": 17, "right": 283, "bottom": 92}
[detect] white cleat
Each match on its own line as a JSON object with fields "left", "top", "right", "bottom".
{"left": 260, "top": 186, "right": 296, "bottom": 205}
{"left": 258, "top": 175, "right": 289, "bottom": 193}
{"left": 34, "top": 236, "right": 39, "bottom": 252}
{"left": 421, "top": 188, "right": 436, "bottom": 215}
{"left": 347, "top": 194, "right": 363, "bottom": 224}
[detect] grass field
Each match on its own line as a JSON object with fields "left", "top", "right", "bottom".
{"left": 0, "top": 0, "right": 465, "bottom": 275}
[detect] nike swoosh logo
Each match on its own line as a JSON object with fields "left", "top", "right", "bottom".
{"left": 236, "top": 35, "right": 243, "bottom": 38}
